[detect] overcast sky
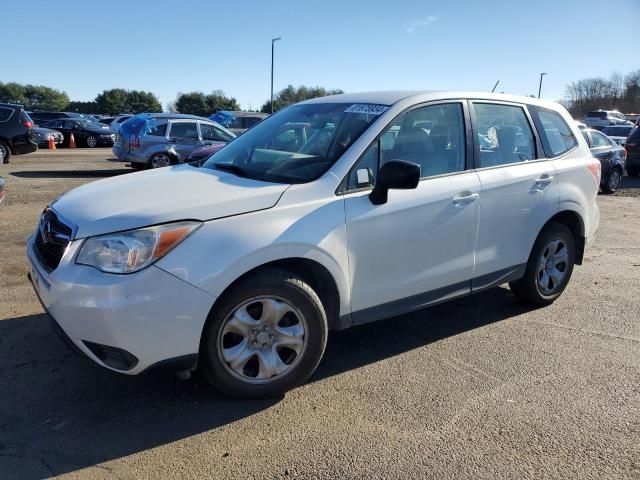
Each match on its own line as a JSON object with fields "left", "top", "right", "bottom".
{"left": 3, "top": 0, "right": 639, "bottom": 110}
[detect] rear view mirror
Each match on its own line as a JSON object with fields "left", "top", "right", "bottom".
{"left": 369, "top": 160, "right": 420, "bottom": 205}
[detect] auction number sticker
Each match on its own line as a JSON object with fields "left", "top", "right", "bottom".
{"left": 345, "top": 104, "right": 389, "bottom": 115}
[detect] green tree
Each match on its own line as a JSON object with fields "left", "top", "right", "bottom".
{"left": 260, "top": 85, "right": 344, "bottom": 113}
{"left": 0, "top": 82, "right": 69, "bottom": 110}
{"left": 66, "top": 101, "right": 99, "bottom": 113}
{"left": 173, "top": 90, "right": 240, "bottom": 116}
{"left": 95, "top": 88, "right": 128, "bottom": 115}
{"left": 94, "top": 89, "right": 161, "bottom": 114}
{"left": 174, "top": 92, "right": 210, "bottom": 117}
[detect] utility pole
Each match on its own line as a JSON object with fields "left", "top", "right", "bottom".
{"left": 271, "top": 37, "right": 282, "bottom": 114}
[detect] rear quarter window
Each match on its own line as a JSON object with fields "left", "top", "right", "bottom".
{"left": 145, "top": 123, "right": 167, "bottom": 136}
{"left": 529, "top": 106, "right": 578, "bottom": 157}
{"left": 0, "top": 107, "right": 14, "bottom": 122}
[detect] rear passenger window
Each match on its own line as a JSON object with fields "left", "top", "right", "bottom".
{"left": 169, "top": 122, "right": 198, "bottom": 138}
{"left": 530, "top": 107, "right": 578, "bottom": 157}
{"left": 146, "top": 123, "right": 167, "bottom": 136}
{"left": 0, "top": 108, "right": 13, "bottom": 122}
{"left": 473, "top": 103, "right": 536, "bottom": 168}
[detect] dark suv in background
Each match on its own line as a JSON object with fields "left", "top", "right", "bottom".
{"left": 0, "top": 103, "right": 37, "bottom": 163}
{"left": 625, "top": 126, "right": 640, "bottom": 177}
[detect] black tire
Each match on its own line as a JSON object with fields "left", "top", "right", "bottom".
{"left": 0, "top": 140, "right": 11, "bottom": 164}
{"left": 627, "top": 166, "right": 640, "bottom": 177}
{"left": 509, "top": 222, "right": 576, "bottom": 306}
{"left": 200, "top": 268, "right": 328, "bottom": 399}
{"left": 601, "top": 167, "right": 622, "bottom": 194}
{"left": 148, "top": 152, "right": 173, "bottom": 169}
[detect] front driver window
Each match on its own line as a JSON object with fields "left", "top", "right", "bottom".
{"left": 347, "top": 103, "right": 466, "bottom": 190}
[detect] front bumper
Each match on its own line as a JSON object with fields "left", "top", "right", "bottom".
{"left": 27, "top": 234, "right": 214, "bottom": 375}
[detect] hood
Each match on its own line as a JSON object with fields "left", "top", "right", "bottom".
{"left": 85, "top": 127, "right": 113, "bottom": 135}
{"left": 53, "top": 165, "right": 289, "bottom": 238}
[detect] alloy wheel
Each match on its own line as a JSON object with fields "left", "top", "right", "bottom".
{"left": 608, "top": 170, "right": 621, "bottom": 192}
{"left": 86, "top": 136, "right": 97, "bottom": 148}
{"left": 216, "top": 296, "right": 308, "bottom": 384}
{"left": 151, "top": 154, "right": 171, "bottom": 168}
{"left": 537, "top": 239, "right": 569, "bottom": 295}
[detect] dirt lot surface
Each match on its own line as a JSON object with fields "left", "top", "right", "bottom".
{"left": 1, "top": 149, "right": 639, "bottom": 479}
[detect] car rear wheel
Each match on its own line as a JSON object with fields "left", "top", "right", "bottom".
{"left": 509, "top": 222, "right": 576, "bottom": 306}
{"left": 601, "top": 167, "right": 622, "bottom": 194}
{"left": 149, "top": 153, "right": 172, "bottom": 169}
{"left": 86, "top": 135, "right": 98, "bottom": 148}
{"left": 200, "top": 268, "right": 328, "bottom": 399}
{"left": 0, "top": 141, "right": 10, "bottom": 164}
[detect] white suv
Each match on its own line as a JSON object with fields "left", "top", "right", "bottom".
{"left": 582, "top": 110, "right": 633, "bottom": 128}
{"left": 27, "top": 92, "right": 600, "bottom": 398}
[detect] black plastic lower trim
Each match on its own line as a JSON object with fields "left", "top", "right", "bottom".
{"left": 142, "top": 354, "right": 199, "bottom": 376}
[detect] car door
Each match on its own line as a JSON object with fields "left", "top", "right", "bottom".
{"left": 589, "top": 130, "right": 615, "bottom": 178}
{"left": 343, "top": 101, "right": 481, "bottom": 324}
{"left": 470, "top": 101, "right": 559, "bottom": 285}
{"left": 167, "top": 120, "right": 202, "bottom": 161}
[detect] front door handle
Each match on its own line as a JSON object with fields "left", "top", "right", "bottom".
{"left": 452, "top": 192, "right": 479, "bottom": 205}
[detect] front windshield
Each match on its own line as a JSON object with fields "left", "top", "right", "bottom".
{"left": 76, "top": 120, "right": 102, "bottom": 129}
{"left": 201, "top": 103, "right": 384, "bottom": 183}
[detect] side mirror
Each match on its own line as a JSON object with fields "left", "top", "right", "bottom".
{"left": 369, "top": 160, "right": 420, "bottom": 205}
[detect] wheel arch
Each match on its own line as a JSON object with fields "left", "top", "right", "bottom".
{"left": 206, "top": 257, "right": 343, "bottom": 332}
{"left": 542, "top": 210, "right": 586, "bottom": 264}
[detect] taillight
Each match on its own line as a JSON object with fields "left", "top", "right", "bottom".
{"left": 23, "top": 121, "right": 33, "bottom": 128}
{"left": 129, "top": 135, "right": 140, "bottom": 148}
{"left": 587, "top": 156, "right": 601, "bottom": 185}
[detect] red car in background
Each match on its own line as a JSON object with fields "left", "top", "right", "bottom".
{"left": 185, "top": 142, "right": 227, "bottom": 164}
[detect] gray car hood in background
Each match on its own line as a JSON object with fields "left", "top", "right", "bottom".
{"left": 53, "top": 165, "right": 289, "bottom": 238}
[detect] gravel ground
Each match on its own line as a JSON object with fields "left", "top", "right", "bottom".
{"left": 1, "top": 150, "right": 639, "bottom": 479}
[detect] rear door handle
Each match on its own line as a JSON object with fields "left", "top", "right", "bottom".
{"left": 535, "top": 174, "right": 554, "bottom": 186}
{"left": 452, "top": 192, "right": 479, "bottom": 205}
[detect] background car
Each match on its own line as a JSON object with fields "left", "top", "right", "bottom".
{"left": 0, "top": 103, "right": 37, "bottom": 163}
{"left": 185, "top": 142, "right": 227, "bottom": 163}
{"left": 110, "top": 114, "right": 133, "bottom": 132}
{"left": 40, "top": 118, "right": 116, "bottom": 148}
{"left": 582, "top": 110, "right": 633, "bottom": 128}
{"left": 581, "top": 128, "right": 626, "bottom": 193}
{"left": 112, "top": 113, "right": 235, "bottom": 168}
{"left": 624, "top": 126, "right": 640, "bottom": 177}
{"left": 598, "top": 125, "right": 634, "bottom": 146}
{"left": 29, "top": 111, "right": 85, "bottom": 124}
{"left": 209, "top": 111, "right": 269, "bottom": 135}
{"left": 32, "top": 126, "right": 64, "bottom": 147}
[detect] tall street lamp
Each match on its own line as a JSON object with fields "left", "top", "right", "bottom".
{"left": 271, "top": 37, "right": 282, "bottom": 114}
{"left": 538, "top": 72, "right": 548, "bottom": 99}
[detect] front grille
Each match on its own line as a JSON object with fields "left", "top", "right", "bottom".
{"left": 34, "top": 208, "right": 73, "bottom": 271}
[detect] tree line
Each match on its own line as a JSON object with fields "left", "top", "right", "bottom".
{"left": 0, "top": 82, "right": 344, "bottom": 116}
{"left": 563, "top": 70, "right": 640, "bottom": 117}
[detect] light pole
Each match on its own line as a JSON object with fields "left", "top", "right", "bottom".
{"left": 271, "top": 37, "right": 282, "bottom": 114}
{"left": 538, "top": 72, "right": 547, "bottom": 99}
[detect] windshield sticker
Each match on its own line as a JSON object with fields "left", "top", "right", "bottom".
{"left": 345, "top": 104, "right": 389, "bottom": 115}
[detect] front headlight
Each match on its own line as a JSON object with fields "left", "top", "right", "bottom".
{"left": 76, "top": 221, "right": 201, "bottom": 274}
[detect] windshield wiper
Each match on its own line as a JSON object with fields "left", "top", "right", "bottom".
{"left": 213, "top": 162, "right": 251, "bottom": 178}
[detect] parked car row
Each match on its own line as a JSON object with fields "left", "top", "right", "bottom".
{"left": 582, "top": 110, "right": 634, "bottom": 128}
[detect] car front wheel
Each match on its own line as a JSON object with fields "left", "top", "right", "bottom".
{"left": 509, "top": 222, "right": 576, "bottom": 306}
{"left": 85, "top": 135, "right": 98, "bottom": 148}
{"left": 200, "top": 269, "right": 328, "bottom": 398}
{"left": 0, "top": 141, "right": 10, "bottom": 164}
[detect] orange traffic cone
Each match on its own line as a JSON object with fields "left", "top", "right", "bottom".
{"left": 48, "top": 134, "right": 56, "bottom": 150}
{"left": 69, "top": 133, "right": 76, "bottom": 149}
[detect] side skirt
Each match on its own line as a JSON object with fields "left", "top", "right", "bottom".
{"left": 339, "top": 264, "right": 526, "bottom": 329}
